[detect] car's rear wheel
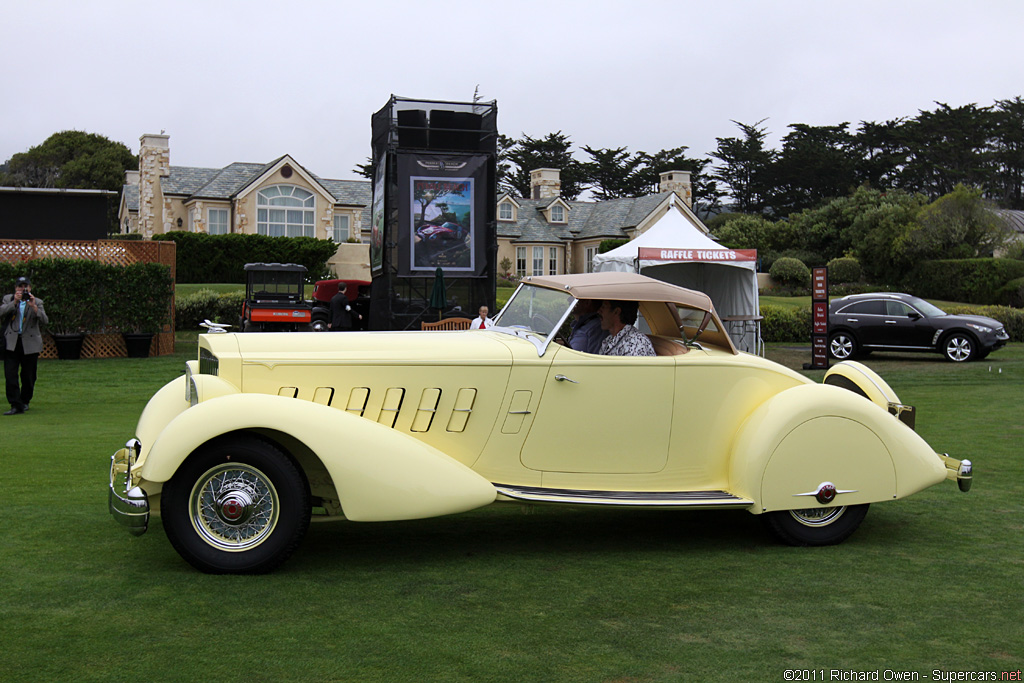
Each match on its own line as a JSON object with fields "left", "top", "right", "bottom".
{"left": 311, "top": 317, "right": 329, "bottom": 332}
{"left": 762, "top": 504, "right": 869, "bottom": 546}
{"left": 828, "top": 331, "right": 858, "bottom": 360}
{"left": 942, "top": 332, "right": 976, "bottom": 362}
{"left": 161, "top": 435, "right": 310, "bottom": 574}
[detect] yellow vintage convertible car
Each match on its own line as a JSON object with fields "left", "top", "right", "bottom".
{"left": 109, "top": 273, "right": 972, "bottom": 573}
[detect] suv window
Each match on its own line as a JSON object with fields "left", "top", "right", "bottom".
{"left": 885, "top": 301, "right": 915, "bottom": 316}
{"left": 841, "top": 300, "right": 885, "bottom": 315}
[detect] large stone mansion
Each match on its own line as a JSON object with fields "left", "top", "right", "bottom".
{"left": 119, "top": 133, "right": 711, "bottom": 278}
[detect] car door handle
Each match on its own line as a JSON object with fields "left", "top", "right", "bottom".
{"left": 884, "top": 320, "right": 897, "bottom": 324}
{"left": 554, "top": 374, "right": 579, "bottom": 384}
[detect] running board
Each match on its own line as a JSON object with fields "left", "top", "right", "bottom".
{"left": 494, "top": 484, "right": 753, "bottom": 508}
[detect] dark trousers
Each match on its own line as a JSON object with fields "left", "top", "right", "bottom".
{"left": 5, "top": 337, "right": 39, "bottom": 410}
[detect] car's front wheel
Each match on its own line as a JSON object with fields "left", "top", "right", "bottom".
{"left": 762, "top": 504, "right": 869, "bottom": 546}
{"left": 161, "top": 435, "right": 311, "bottom": 574}
{"left": 828, "top": 331, "right": 858, "bottom": 360}
{"left": 942, "top": 332, "right": 976, "bottom": 362}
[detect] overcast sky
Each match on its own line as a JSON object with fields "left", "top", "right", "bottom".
{"left": 3, "top": 0, "right": 1023, "bottom": 182}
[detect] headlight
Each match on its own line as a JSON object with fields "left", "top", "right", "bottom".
{"left": 966, "top": 323, "right": 993, "bottom": 334}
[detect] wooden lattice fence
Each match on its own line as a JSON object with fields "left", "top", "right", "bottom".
{"left": 2, "top": 239, "right": 176, "bottom": 358}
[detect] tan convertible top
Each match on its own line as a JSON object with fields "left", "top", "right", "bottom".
{"left": 523, "top": 272, "right": 737, "bottom": 354}
{"left": 524, "top": 272, "right": 714, "bottom": 310}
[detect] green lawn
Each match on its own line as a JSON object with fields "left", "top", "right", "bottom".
{"left": 2, "top": 342, "right": 1021, "bottom": 681}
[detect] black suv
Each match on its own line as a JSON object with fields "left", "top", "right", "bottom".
{"left": 828, "top": 292, "right": 1009, "bottom": 362}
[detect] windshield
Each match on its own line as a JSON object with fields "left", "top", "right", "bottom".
{"left": 907, "top": 297, "right": 946, "bottom": 317}
{"left": 493, "top": 284, "right": 575, "bottom": 338}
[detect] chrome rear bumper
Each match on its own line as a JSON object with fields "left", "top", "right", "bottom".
{"left": 109, "top": 444, "right": 149, "bottom": 536}
{"left": 940, "top": 454, "right": 973, "bottom": 492}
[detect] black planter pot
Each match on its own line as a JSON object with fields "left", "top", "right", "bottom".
{"left": 123, "top": 332, "right": 154, "bottom": 358}
{"left": 53, "top": 333, "right": 86, "bottom": 360}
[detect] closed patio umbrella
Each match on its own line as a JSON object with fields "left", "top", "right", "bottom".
{"left": 429, "top": 267, "right": 447, "bottom": 320}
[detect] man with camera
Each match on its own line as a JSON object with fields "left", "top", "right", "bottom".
{"left": 2, "top": 276, "right": 48, "bottom": 415}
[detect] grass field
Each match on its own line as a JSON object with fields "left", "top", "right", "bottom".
{"left": 2, "top": 341, "right": 1021, "bottom": 681}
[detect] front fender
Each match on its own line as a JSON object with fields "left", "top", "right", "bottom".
{"left": 139, "top": 393, "right": 497, "bottom": 522}
{"left": 729, "top": 384, "right": 946, "bottom": 513}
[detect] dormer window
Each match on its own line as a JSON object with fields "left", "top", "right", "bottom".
{"left": 549, "top": 204, "right": 565, "bottom": 223}
{"left": 498, "top": 201, "right": 514, "bottom": 221}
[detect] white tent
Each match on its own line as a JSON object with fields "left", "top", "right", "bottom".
{"left": 592, "top": 209, "right": 761, "bottom": 352}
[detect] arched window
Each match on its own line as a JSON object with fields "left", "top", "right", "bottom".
{"left": 257, "top": 185, "right": 315, "bottom": 237}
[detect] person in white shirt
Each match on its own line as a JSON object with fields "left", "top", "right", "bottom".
{"left": 470, "top": 305, "right": 493, "bottom": 330}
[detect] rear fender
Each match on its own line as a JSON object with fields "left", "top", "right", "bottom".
{"left": 729, "top": 384, "right": 945, "bottom": 513}
{"left": 139, "top": 393, "right": 497, "bottom": 521}
{"left": 823, "top": 361, "right": 899, "bottom": 408}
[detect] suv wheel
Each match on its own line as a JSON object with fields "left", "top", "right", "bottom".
{"left": 829, "top": 331, "right": 858, "bottom": 360}
{"left": 942, "top": 332, "right": 976, "bottom": 362}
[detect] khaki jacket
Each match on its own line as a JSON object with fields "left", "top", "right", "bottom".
{"left": 1, "top": 294, "right": 49, "bottom": 354}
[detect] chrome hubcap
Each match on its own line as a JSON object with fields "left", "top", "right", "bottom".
{"left": 789, "top": 506, "right": 847, "bottom": 527}
{"left": 190, "top": 463, "right": 279, "bottom": 551}
{"left": 830, "top": 336, "right": 852, "bottom": 359}
{"left": 946, "top": 337, "right": 971, "bottom": 361}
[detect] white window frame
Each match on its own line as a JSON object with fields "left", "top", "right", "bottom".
{"left": 332, "top": 214, "right": 350, "bottom": 242}
{"left": 208, "top": 208, "right": 229, "bottom": 235}
{"left": 550, "top": 204, "right": 565, "bottom": 223}
{"left": 256, "top": 185, "right": 316, "bottom": 237}
{"left": 532, "top": 246, "right": 544, "bottom": 276}
{"left": 548, "top": 247, "right": 558, "bottom": 275}
{"left": 585, "top": 246, "right": 598, "bottom": 273}
{"left": 516, "top": 247, "right": 527, "bottom": 277}
{"left": 498, "top": 202, "right": 514, "bottom": 221}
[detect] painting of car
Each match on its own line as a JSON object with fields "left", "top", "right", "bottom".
{"left": 415, "top": 221, "right": 465, "bottom": 241}
{"left": 108, "top": 273, "right": 972, "bottom": 574}
{"left": 828, "top": 292, "right": 1009, "bottom": 362}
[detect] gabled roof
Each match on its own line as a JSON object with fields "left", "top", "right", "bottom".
{"left": 122, "top": 158, "right": 372, "bottom": 224}
{"left": 497, "top": 191, "right": 685, "bottom": 243}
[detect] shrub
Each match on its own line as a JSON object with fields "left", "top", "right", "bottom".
{"left": 176, "top": 290, "right": 245, "bottom": 331}
{"left": 995, "top": 277, "right": 1024, "bottom": 308}
{"left": 598, "top": 238, "right": 629, "bottom": 254}
{"left": 827, "top": 257, "right": 862, "bottom": 284}
{"left": 905, "top": 258, "right": 1024, "bottom": 304}
{"left": 160, "top": 232, "right": 339, "bottom": 283}
{"left": 759, "top": 304, "right": 812, "bottom": 343}
{"left": 769, "top": 257, "right": 811, "bottom": 289}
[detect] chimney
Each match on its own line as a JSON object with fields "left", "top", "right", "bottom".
{"left": 530, "top": 168, "right": 561, "bottom": 200}
{"left": 124, "top": 170, "right": 139, "bottom": 185}
{"left": 138, "top": 134, "right": 170, "bottom": 238}
{"left": 659, "top": 170, "right": 692, "bottom": 208}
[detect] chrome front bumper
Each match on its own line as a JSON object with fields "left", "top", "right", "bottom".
{"left": 940, "top": 454, "right": 973, "bottom": 492}
{"left": 109, "top": 441, "right": 150, "bottom": 536}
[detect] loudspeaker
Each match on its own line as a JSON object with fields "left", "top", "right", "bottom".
{"left": 429, "top": 111, "right": 483, "bottom": 151}
{"left": 396, "top": 109, "right": 428, "bottom": 149}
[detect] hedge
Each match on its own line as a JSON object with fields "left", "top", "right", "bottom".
{"left": 159, "top": 232, "right": 339, "bottom": 283}
{"left": 175, "top": 290, "right": 246, "bottom": 331}
{"left": 905, "top": 258, "right": 1024, "bottom": 305}
{"left": 0, "top": 258, "right": 173, "bottom": 334}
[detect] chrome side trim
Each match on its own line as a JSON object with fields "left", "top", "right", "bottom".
{"left": 494, "top": 484, "right": 753, "bottom": 508}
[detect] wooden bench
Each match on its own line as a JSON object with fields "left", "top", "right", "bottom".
{"left": 421, "top": 317, "right": 473, "bottom": 331}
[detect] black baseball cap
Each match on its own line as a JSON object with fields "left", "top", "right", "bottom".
{"left": 16, "top": 276, "right": 30, "bottom": 286}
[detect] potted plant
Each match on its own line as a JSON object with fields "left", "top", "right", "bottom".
{"left": 28, "top": 259, "right": 103, "bottom": 360}
{"left": 108, "top": 263, "right": 174, "bottom": 358}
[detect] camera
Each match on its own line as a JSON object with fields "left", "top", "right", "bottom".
{"left": 22, "top": 291, "right": 32, "bottom": 302}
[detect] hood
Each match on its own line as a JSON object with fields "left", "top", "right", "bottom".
{"left": 940, "top": 314, "right": 1005, "bottom": 329}
{"left": 205, "top": 329, "right": 517, "bottom": 365}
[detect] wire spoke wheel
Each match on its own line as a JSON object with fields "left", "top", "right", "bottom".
{"left": 190, "top": 463, "right": 280, "bottom": 551}
{"left": 162, "top": 435, "right": 310, "bottom": 573}
{"left": 788, "top": 506, "right": 847, "bottom": 527}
